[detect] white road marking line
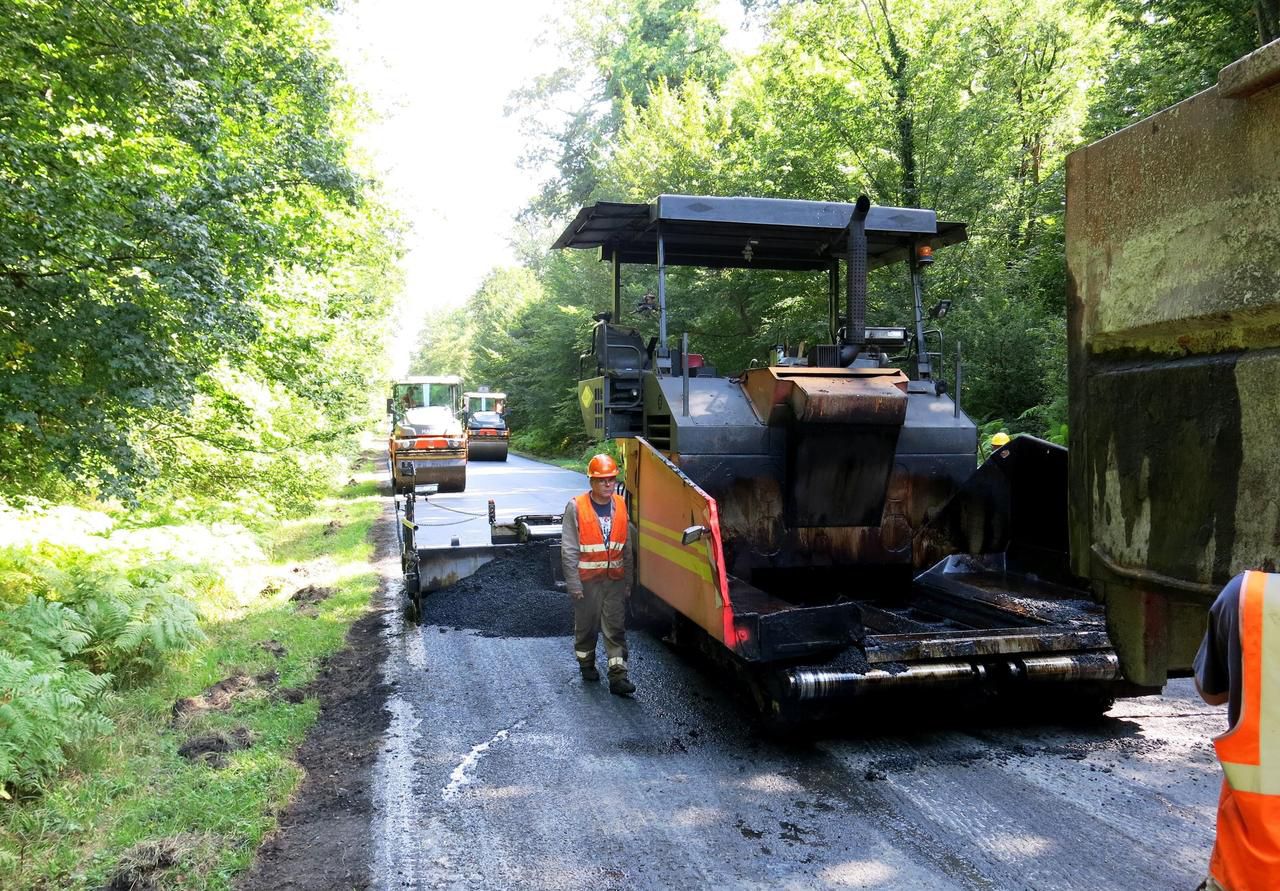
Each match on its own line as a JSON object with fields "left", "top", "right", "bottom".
{"left": 443, "top": 720, "right": 526, "bottom": 802}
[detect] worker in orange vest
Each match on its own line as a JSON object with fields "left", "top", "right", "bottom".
{"left": 561, "top": 453, "right": 636, "bottom": 697}
{"left": 1194, "top": 570, "right": 1280, "bottom": 891}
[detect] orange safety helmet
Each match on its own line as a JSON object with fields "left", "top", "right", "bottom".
{"left": 587, "top": 453, "right": 618, "bottom": 478}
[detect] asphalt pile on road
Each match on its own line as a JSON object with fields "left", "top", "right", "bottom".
{"left": 420, "top": 545, "right": 571, "bottom": 638}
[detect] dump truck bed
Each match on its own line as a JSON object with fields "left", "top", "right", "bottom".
{"left": 1065, "top": 39, "right": 1280, "bottom": 686}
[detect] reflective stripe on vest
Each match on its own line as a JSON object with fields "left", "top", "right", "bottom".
{"left": 1210, "top": 571, "right": 1280, "bottom": 891}
{"left": 574, "top": 493, "right": 627, "bottom": 582}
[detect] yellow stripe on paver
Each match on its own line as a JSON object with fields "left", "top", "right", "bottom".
{"left": 638, "top": 530, "right": 713, "bottom": 582}
{"left": 640, "top": 516, "right": 688, "bottom": 544}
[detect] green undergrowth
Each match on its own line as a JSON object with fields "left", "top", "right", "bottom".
{"left": 0, "top": 460, "right": 384, "bottom": 890}
{"left": 512, "top": 437, "right": 621, "bottom": 473}
{"left": 513, "top": 450, "right": 582, "bottom": 471}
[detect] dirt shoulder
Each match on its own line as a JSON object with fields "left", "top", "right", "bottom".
{"left": 235, "top": 498, "right": 397, "bottom": 891}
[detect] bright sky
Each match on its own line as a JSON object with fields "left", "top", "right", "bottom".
{"left": 330, "top": 0, "right": 756, "bottom": 374}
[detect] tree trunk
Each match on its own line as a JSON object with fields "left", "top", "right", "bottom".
{"left": 874, "top": 3, "right": 918, "bottom": 207}
{"left": 1259, "top": 0, "right": 1280, "bottom": 45}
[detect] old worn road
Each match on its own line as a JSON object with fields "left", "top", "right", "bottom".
{"left": 371, "top": 454, "right": 1222, "bottom": 890}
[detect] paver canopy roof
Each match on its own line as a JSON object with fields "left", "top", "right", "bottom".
{"left": 552, "top": 195, "right": 967, "bottom": 271}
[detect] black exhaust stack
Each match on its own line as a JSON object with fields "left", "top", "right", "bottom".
{"left": 843, "top": 195, "right": 871, "bottom": 363}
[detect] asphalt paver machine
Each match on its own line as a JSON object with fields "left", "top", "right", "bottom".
{"left": 554, "top": 194, "right": 1141, "bottom": 718}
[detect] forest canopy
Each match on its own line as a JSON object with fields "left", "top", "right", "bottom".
{"left": 412, "top": 0, "right": 1276, "bottom": 455}
{"left": 1, "top": 0, "right": 401, "bottom": 505}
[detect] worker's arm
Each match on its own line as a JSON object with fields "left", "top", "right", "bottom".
{"left": 1193, "top": 574, "right": 1241, "bottom": 710}
{"left": 560, "top": 500, "right": 583, "bottom": 599}
{"left": 1193, "top": 624, "right": 1230, "bottom": 707}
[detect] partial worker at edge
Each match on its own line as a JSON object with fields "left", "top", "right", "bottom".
{"left": 1194, "top": 570, "right": 1280, "bottom": 891}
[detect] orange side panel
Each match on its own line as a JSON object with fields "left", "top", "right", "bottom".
{"left": 627, "top": 438, "right": 735, "bottom": 648}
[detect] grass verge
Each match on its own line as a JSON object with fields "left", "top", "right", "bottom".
{"left": 0, "top": 464, "right": 385, "bottom": 890}
{"left": 512, "top": 437, "right": 621, "bottom": 473}
{"left": 510, "top": 450, "right": 582, "bottom": 471}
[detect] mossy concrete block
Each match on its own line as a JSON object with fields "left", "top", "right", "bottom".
{"left": 1067, "top": 74, "right": 1280, "bottom": 355}
{"left": 1065, "top": 47, "right": 1280, "bottom": 684}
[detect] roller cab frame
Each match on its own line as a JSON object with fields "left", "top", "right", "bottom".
{"left": 388, "top": 376, "right": 468, "bottom": 493}
{"left": 555, "top": 194, "right": 1139, "bottom": 716}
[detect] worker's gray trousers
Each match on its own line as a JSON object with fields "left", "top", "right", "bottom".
{"left": 573, "top": 578, "right": 629, "bottom": 676}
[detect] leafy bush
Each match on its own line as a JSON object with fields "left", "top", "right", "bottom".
{"left": 1, "top": 544, "right": 209, "bottom": 677}
{"left": 0, "top": 602, "right": 114, "bottom": 797}
{"left": 1016, "top": 394, "right": 1069, "bottom": 446}
{"left": 510, "top": 429, "right": 579, "bottom": 457}
{"left": 0, "top": 506, "right": 237, "bottom": 796}
{"left": 578, "top": 438, "right": 625, "bottom": 468}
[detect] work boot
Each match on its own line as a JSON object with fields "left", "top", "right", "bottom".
{"left": 578, "top": 660, "right": 600, "bottom": 682}
{"left": 609, "top": 673, "right": 636, "bottom": 697}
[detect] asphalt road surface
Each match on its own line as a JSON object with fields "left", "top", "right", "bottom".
{"left": 373, "top": 455, "right": 1224, "bottom": 890}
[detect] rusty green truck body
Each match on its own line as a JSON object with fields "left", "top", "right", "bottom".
{"left": 1066, "top": 40, "right": 1280, "bottom": 687}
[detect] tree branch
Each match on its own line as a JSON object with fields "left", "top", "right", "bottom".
{"left": 1, "top": 254, "right": 172, "bottom": 283}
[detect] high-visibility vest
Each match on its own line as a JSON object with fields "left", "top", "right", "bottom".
{"left": 574, "top": 493, "right": 627, "bottom": 582}
{"left": 1210, "top": 570, "right": 1280, "bottom": 891}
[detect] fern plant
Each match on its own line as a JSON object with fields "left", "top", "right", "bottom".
{"left": 0, "top": 651, "right": 114, "bottom": 797}
{"left": 1, "top": 597, "right": 94, "bottom": 665}
{"left": 63, "top": 562, "right": 207, "bottom": 680}
{"left": 0, "top": 536, "right": 211, "bottom": 793}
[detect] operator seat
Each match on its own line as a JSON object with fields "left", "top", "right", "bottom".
{"left": 591, "top": 323, "right": 651, "bottom": 376}
{"left": 583, "top": 321, "right": 648, "bottom": 438}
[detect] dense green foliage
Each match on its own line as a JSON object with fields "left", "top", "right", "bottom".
{"left": 0, "top": 0, "right": 399, "bottom": 812}
{"left": 1086, "top": 0, "right": 1270, "bottom": 136}
{"left": 512, "top": 0, "right": 734, "bottom": 219}
{"left": 413, "top": 0, "right": 1269, "bottom": 454}
{"left": 0, "top": 507, "right": 240, "bottom": 797}
{"left": 1, "top": 0, "right": 400, "bottom": 503}
{"left": 1, "top": 474, "right": 384, "bottom": 887}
